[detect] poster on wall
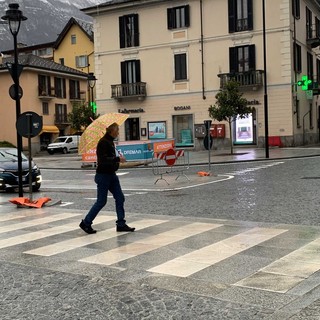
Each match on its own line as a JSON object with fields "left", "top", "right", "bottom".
{"left": 235, "top": 114, "right": 253, "bottom": 144}
{"left": 148, "top": 121, "right": 166, "bottom": 139}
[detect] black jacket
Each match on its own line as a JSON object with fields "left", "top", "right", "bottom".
{"left": 96, "top": 133, "right": 120, "bottom": 174}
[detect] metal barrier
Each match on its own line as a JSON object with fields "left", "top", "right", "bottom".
{"left": 152, "top": 148, "right": 190, "bottom": 185}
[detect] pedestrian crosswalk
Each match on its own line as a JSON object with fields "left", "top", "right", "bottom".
{"left": 1, "top": 210, "right": 320, "bottom": 294}
{"left": 225, "top": 161, "right": 284, "bottom": 175}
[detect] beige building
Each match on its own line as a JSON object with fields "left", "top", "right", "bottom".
{"left": 82, "top": 0, "right": 320, "bottom": 148}
{"left": 0, "top": 54, "right": 88, "bottom": 151}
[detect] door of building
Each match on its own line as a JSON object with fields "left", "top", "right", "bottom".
{"left": 125, "top": 117, "right": 140, "bottom": 141}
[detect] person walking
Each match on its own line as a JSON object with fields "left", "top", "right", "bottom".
{"left": 79, "top": 122, "right": 135, "bottom": 234}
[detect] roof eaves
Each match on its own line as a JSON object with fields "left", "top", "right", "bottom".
{"left": 0, "top": 54, "right": 88, "bottom": 77}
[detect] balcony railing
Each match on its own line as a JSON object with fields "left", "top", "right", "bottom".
{"left": 236, "top": 18, "right": 249, "bottom": 32}
{"left": 38, "top": 86, "right": 54, "bottom": 100}
{"left": 54, "top": 114, "right": 69, "bottom": 124}
{"left": 217, "top": 70, "right": 264, "bottom": 89}
{"left": 111, "top": 82, "right": 147, "bottom": 100}
{"left": 306, "top": 25, "right": 320, "bottom": 48}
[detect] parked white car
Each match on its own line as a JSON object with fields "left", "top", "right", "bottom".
{"left": 47, "top": 135, "right": 81, "bottom": 154}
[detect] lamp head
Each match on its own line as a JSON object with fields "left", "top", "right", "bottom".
{"left": 87, "top": 72, "right": 97, "bottom": 88}
{"left": 1, "top": 3, "right": 27, "bottom": 36}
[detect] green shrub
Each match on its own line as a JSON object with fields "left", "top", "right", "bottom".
{"left": 0, "top": 141, "right": 16, "bottom": 148}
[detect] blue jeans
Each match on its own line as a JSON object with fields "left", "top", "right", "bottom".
{"left": 84, "top": 173, "right": 126, "bottom": 227}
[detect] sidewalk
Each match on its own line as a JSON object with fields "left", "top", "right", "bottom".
{"left": 32, "top": 146, "right": 320, "bottom": 170}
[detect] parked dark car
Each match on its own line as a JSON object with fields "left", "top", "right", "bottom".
{"left": 0, "top": 148, "right": 42, "bottom": 192}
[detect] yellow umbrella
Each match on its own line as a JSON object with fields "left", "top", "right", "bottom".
{"left": 79, "top": 112, "right": 129, "bottom": 154}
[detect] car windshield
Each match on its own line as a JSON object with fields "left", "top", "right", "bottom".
{"left": 53, "top": 137, "right": 67, "bottom": 143}
{"left": 0, "top": 149, "right": 28, "bottom": 162}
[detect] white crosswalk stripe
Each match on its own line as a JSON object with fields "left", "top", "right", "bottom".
{"left": 148, "top": 227, "right": 287, "bottom": 277}
{"left": 80, "top": 222, "right": 222, "bottom": 266}
{"left": 24, "top": 219, "right": 167, "bottom": 256}
{"left": 235, "top": 237, "right": 320, "bottom": 293}
{"left": 2, "top": 211, "right": 320, "bottom": 294}
{"left": 225, "top": 162, "right": 284, "bottom": 175}
{"left": 0, "top": 215, "right": 113, "bottom": 249}
{"left": 0, "top": 212, "right": 79, "bottom": 234}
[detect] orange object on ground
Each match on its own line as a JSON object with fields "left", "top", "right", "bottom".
{"left": 9, "top": 197, "right": 51, "bottom": 208}
{"left": 197, "top": 171, "right": 211, "bottom": 177}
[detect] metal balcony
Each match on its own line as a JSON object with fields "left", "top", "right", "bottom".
{"left": 38, "top": 86, "right": 54, "bottom": 100}
{"left": 217, "top": 70, "right": 264, "bottom": 90}
{"left": 306, "top": 25, "right": 320, "bottom": 48}
{"left": 111, "top": 82, "right": 147, "bottom": 100}
{"left": 54, "top": 114, "right": 69, "bottom": 125}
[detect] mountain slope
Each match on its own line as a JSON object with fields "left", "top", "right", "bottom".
{"left": 0, "top": 0, "right": 107, "bottom": 51}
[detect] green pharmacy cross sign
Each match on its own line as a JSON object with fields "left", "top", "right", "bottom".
{"left": 90, "top": 101, "right": 97, "bottom": 114}
{"left": 297, "top": 75, "right": 312, "bottom": 91}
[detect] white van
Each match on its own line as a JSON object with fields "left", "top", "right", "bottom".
{"left": 47, "top": 135, "right": 81, "bottom": 154}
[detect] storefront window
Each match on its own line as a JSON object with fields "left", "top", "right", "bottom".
{"left": 173, "top": 114, "right": 193, "bottom": 146}
{"left": 147, "top": 121, "right": 166, "bottom": 139}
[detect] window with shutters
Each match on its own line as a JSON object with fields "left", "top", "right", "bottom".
{"left": 120, "top": 60, "right": 141, "bottom": 96}
{"left": 54, "top": 77, "right": 66, "bottom": 98}
{"left": 75, "top": 55, "right": 88, "bottom": 68}
{"left": 294, "top": 43, "right": 301, "bottom": 73}
{"left": 228, "top": 0, "right": 253, "bottom": 33}
{"left": 119, "top": 14, "right": 139, "bottom": 48}
{"left": 316, "top": 17, "right": 320, "bottom": 38}
{"left": 38, "top": 75, "right": 51, "bottom": 96}
{"left": 42, "top": 102, "right": 49, "bottom": 115}
{"left": 174, "top": 53, "right": 187, "bottom": 81}
{"left": 69, "top": 80, "right": 80, "bottom": 99}
{"left": 317, "top": 59, "right": 320, "bottom": 84}
{"left": 55, "top": 104, "right": 68, "bottom": 123}
{"left": 306, "top": 7, "right": 313, "bottom": 40}
{"left": 292, "top": 0, "right": 300, "bottom": 19}
{"left": 309, "top": 103, "right": 314, "bottom": 129}
{"left": 229, "top": 45, "right": 255, "bottom": 73}
{"left": 167, "top": 5, "right": 190, "bottom": 30}
{"left": 307, "top": 52, "right": 314, "bottom": 81}
{"left": 121, "top": 60, "right": 141, "bottom": 84}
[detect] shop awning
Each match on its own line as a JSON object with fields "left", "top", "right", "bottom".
{"left": 41, "top": 125, "right": 59, "bottom": 134}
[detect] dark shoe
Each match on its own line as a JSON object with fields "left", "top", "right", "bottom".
{"left": 117, "top": 224, "right": 135, "bottom": 232}
{"left": 79, "top": 220, "right": 97, "bottom": 234}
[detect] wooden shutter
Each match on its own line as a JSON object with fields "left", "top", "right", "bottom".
{"left": 247, "top": 0, "right": 253, "bottom": 30}
{"left": 119, "top": 16, "right": 125, "bottom": 48}
{"left": 69, "top": 80, "right": 75, "bottom": 99}
{"left": 167, "top": 8, "right": 174, "bottom": 29}
{"left": 63, "top": 79, "right": 66, "bottom": 98}
{"left": 38, "top": 75, "right": 44, "bottom": 95}
{"left": 174, "top": 54, "right": 187, "bottom": 80}
{"left": 184, "top": 5, "right": 190, "bottom": 27}
{"left": 135, "top": 60, "right": 141, "bottom": 82}
{"left": 248, "top": 45, "right": 256, "bottom": 71}
{"left": 133, "top": 14, "right": 139, "bottom": 46}
{"left": 121, "top": 61, "right": 126, "bottom": 84}
{"left": 228, "top": 0, "right": 236, "bottom": 33}
{"left": 229, "top": 47, "right": 237, "bottom": 73}
{"left": 54, "top": 77, "right": 58, "bottom": 96}
{"left": 292, "top": 0, "right": 300, "bottom": 19}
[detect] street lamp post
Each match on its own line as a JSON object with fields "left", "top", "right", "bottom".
{"left": 262, "top": 0, "right": 269, "bottom": 158}
{"left": 1, "top": 3, "right": 27, "bottom": 197}
{"left": 87, "top": 72, "right": 97, "bottom": 119}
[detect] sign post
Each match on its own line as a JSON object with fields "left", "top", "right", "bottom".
{"left": 16, "top": 111, "right": 42, "bottom": 200}
{"left": 204, "top": 120, "right": 212, "bottom": 172}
